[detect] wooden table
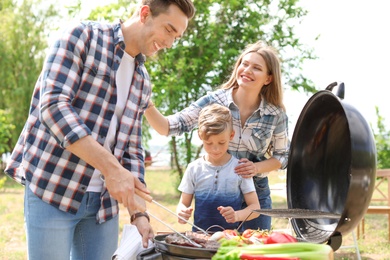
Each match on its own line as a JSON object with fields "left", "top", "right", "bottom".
{"left": 357, "top": 169, "right": 390, "bottom": 241}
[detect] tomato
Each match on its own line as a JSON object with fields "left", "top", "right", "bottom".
{"left": 242, "top": 229, "right": 254, "bottom": 238}
{"left": 223, "top": 229, "right": 238, "bottom": 238}
{"left": 248, "top": 231, "right": 268, "bottom": 244}
{"left": 264, "top": 232, "right": 297, "bottom": 244}
{"left": 252, "top": 231, "right": 269, "bottom": 239}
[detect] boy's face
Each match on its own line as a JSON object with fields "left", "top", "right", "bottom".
{"left": 201, "top": 130, "right": 234, "bottom": 163}
{"left": 140, "top": 4, "right": 189, "bottom": 56}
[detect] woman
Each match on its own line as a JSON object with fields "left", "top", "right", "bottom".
{"left": 145, "top": 41, "right": 289, "bottom": 230}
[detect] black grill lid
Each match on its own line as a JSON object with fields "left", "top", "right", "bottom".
{"left": 286, "top": 82, "right": 376, "bottom": 250}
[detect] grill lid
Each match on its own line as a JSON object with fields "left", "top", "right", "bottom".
{"left": 286, "top": 82, "right": 376, "bottom": 250}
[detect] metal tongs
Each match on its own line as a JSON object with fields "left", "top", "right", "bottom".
{"left": 135, "top": 189, "right": 208, "bottom": 248}
{"left": 252, "top": 208, "right": 341, "bottom": 219}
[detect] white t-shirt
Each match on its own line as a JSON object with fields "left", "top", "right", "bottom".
{"left": 87, "top": 51, "right": 135, "bottom": 192}
{"left": 178, "top": 155, "right": 256, "bottom": 231}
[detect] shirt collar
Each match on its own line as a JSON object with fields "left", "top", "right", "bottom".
{"left": 226, "top": 87, "right": 235, "bottom": 107}
{"left": 115, "top": 20, "right": 125, "bottom": 49}
{"left": 116, "top": 20, "right": 146, "bottom": 66}
{"left": 226, "top": 87, "right": 281, "bottom": 116}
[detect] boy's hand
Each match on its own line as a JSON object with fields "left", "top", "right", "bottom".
{"left": 218, "top": 206, "right": 236, "bottom": 223}
{"left": 177, "top": 206, "right": 193, "bottom": 224}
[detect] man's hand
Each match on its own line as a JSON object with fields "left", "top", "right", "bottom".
{"left": 105, "top": 168, "right": 149, "bottom": 212}
{"left": 132, "top": 216, "right": 154, "bottom": 248}
{"left": 65, "top": 135, "right": 150, "bottom": 212}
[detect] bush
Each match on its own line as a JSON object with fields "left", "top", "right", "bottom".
{"left": 0, "top": 109, "right": 15, "bottom": 171}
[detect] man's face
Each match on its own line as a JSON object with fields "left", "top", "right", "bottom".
{"left": 141, "top": 4, "right": 189, "bottom": 56}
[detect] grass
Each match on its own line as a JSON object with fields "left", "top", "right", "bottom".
{"left": 1, "top": 168, "right": 389, "bottom": 259}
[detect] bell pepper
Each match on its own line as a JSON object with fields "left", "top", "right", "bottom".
{"left": 264, "top": 232, "right": 297, "bottom": 244}
{"left": 212, "top": 242, "right": 334, "bottom": 260}
{"left": 240, "top": 253, "right": 299, "bottom": 260}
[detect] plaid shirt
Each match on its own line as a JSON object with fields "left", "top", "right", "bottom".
{"left": 167, "top": 88, "right": 289, "bottom": 169}
{"left": 5, "top": 21, "right": 151, "bottom": 223}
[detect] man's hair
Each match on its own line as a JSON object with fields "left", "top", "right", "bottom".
{"left": 143, "top": 0, "right": 196, "bottom": 19}
{"left": 198, "top": 104, "right": 233, "bottom": 140}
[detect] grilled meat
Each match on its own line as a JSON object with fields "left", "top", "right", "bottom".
{"left": 165, "top": 232, "right": 220, "bottom": 250}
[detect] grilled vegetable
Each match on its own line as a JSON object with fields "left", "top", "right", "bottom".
{"left": 263, "top": 232, "right": 297, "bottom": 244}
{"left": 212, "top": 241, "right": 333, "bottom": 260}
{"left": 210, "top": 231, "right": 226, "bottom": 241}
{"left": 242, "top": 229, "right": 270, "bottom": 240}
{"left": 224, "top": 229, "right": 239, "bottom": 238}
{"left": 240, "top": 254, "right": 299, "bottom": 260}
{"left": 242, "top": 229, "right": 255, "bottom": 238}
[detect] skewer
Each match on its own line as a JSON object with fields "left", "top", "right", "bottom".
{"left": 146, "top": 211, "right": 203, "bottom": 248}
{"left": 135, "top": 189, "right": 209, "bottom": 235}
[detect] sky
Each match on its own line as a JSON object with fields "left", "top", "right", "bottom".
{"left": 284, "top": 0, "right": 390, "bottom": 133}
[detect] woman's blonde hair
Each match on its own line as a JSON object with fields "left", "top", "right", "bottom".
{"left": 220, "top": 41, "right": 285, "bottom": 111}
{"left": 198, "top": 104, "right": 233, "bottom": 140}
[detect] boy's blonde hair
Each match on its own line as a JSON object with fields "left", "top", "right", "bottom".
{"left": 198, "top": 104, "right": 233, "bottom": 140}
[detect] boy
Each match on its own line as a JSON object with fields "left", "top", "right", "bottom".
{"left": 176, "top": 103, "right": 260, "bottom": 231}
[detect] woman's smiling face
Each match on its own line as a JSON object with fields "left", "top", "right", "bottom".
{"left": 236, "top": 52, "right": 272, "bottom": 93}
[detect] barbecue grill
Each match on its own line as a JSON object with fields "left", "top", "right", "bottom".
{"left": 137, "top": 82, "right": 377, "bottom": 259}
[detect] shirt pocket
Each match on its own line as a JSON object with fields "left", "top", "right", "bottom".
{"left": 248, "top": 128, "right": 273, "bottom": 152}
{"left": 83, "top": 61, "right": 111, "bottom": 84}
{"left": 75, "top": 60, "right": 113, "bottom": 125}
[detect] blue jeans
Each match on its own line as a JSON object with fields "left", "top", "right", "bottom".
{"left": 24, "top": 184, "right": 118, "bottom": 260}
{"left": 241, "top": 176, "right": 272, "bottom": 231}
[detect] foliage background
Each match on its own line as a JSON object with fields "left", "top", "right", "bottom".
{"left": 87, "top": 0, "right": 319, "bottom": 180}
{"left": 0, "top": 0, "right": 389, "bottom": 176}
{"left": 0, "top": 1, "right": 389, "bottom": 258}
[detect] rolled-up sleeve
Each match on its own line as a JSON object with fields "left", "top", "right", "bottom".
{"left": 40, "top": 24, "right": 92, "bottom": 148}
{"left": 167, "top": 94, "right": 214, "bottom": 136}
{"left": 271, "top": 113, "right": 290, "bottom": 169}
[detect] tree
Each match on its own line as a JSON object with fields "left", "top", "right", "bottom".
{"left": 83, "top": 0, "right": 318, "bottom": 181}
{"left": 1, "top": 0, "right": 318, "bottom": 183}
{"left": 82, "top": 0, "right": 317, "bottom": 182}
{"left": 0, "top": 109, "right": 15, "bottom": 171}
{"left": 0, "top": 0, "right": 58, "bottom": 146}
{"left": 147, "top": 0, "right": 317, "bottom": 180}
{"left": 373, "top": 107, "right": 390, "bottom": 169}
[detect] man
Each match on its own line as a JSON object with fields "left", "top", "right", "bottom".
{"left": 4, "top": 0, "right": 195, "bottom": 259}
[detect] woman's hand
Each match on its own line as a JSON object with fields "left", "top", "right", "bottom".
{"left": 218, "top": 206, "right": 236, "bottom": 223}
{"left": 235, "top": 158, "right": 257, "bottom": 178}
